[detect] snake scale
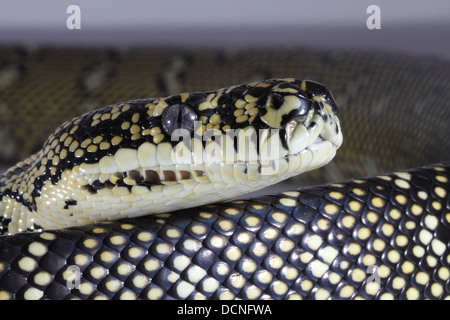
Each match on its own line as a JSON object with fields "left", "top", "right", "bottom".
{"left": 0, "top": 47, "right": 449, "bottom": 300}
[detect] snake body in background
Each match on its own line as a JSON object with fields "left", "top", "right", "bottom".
{"left": 0, "top": 48, "right": 449, "bottom": 300}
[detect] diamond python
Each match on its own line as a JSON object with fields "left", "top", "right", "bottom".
{"left": 0, "top": 78, "right": 342, "bottom": 234}
{"left": 0, "top": 51, "right": 449, "bottom": 299}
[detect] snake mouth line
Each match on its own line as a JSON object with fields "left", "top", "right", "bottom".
{"left": 81, "top": 130, "right": 339, "bottom": 195}
{"left": 314, "top": 135, "right": 324, "bottom": 145}
{"left": 78, "top": 110, "right": 342, "bottom": 193}
{"left": 78, "top": 127, "right": 338, "bottom": 196}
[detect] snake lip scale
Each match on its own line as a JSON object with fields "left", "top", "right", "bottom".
{"left": 0, "top": 77, "right": 449, "bottom": 300}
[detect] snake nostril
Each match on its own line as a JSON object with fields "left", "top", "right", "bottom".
{"left": 161, "top": 103, "right": 198, "bottom": 136}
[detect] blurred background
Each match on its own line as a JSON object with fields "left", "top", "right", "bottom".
{"left": 0, "top": 0, "right": 449, "bottom": 196}
{"left": 0, "top": 0, "right": 449, "bottom": 57}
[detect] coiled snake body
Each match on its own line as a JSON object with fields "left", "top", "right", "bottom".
{"left": 0, "top": 74, "right": 449, "bottom": 300}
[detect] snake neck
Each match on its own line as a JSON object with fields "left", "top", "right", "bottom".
{"left": 0, "top": 151, "right": 43, "bottom": 235}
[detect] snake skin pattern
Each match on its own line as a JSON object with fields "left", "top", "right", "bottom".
{"left": 0, "top": 163, "right": 448, "bottom": 300}
{"left": 0, "top": 47, "right": 449, "bottom": 300}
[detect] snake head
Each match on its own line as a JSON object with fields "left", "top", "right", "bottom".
{"left": 208, "top": 78, "right": 342, "bottom": 176}
{"left": 17, "top": 78, "right": 343, "bottom": 232}
{"left": 255, "top": 79, "right": 342, "bottom": 162}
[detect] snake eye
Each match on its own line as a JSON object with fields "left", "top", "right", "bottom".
{"left": 161, "top": 103, "right": 198, "bottom": 136}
